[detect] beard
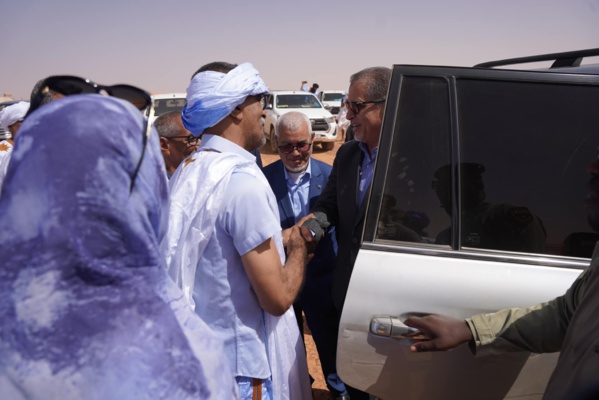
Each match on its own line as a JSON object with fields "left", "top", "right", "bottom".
{"left": 246, "top": 130, "right": 266, "bottom": 152}
{"left": 285, "top": 163, "right": 308, "bottom": 173}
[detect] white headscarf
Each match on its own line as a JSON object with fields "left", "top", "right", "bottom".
{"left": 0, "top": 101, "right": 29, "bottom": 130}
{"left": 181, "top": 63, "right": 268, "bottom": 136}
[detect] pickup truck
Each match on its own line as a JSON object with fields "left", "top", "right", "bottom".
{"left": 263, "top": 91, "right": 338, "bottom": 151}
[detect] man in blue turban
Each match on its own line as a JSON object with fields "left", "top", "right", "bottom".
{"left": 162, "top": 62, "right": 313, "bottom": 400}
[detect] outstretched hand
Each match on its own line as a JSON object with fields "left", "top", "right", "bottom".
{"left": 404, "top": 314, "right": 474, "bottom": 352}
{"left": 286, "top": 225, "right": 316, "bottom": 261}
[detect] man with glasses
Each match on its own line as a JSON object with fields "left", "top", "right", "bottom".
{"left": 306, "top": 66, "right": 391, "bottom": 399}
{"left": 154, "top": 111, "right": 199, "bottom": 178}
{"left": 262, "top": 111, "right": 349, "bottom": 399}
{"left": 161, "top": 62, "right": 313, "bottom": 400}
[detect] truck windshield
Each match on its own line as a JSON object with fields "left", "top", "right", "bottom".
{"left": 276, "top": 94, "right": 322, "bottom": 108}
{"left": 322, "top": 93, "right": 344, "bottom": 101}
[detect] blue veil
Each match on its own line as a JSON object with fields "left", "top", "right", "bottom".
{"left": 0, "top": 95, "right": 237, "bottom": 399}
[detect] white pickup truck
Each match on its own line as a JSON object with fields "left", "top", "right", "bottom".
{"left": 263, "top": 91, "right": 338, "bottom": 151}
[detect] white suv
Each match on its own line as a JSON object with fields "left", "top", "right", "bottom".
{"left": 263, "top": 91, "right": 338, "bottom": 151}
{"left": 338, "top": 48, "right": 599, "bottom": 399}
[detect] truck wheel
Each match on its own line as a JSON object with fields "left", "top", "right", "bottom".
{"left": 270, "top": 126, "right": 278, "bottom": 152}
{"left": 321, "top": 142, "right": 335, "bottom": 151}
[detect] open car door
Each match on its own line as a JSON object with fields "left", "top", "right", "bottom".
{"left": 337, "top": 64, "right": 599, "bottom": 399}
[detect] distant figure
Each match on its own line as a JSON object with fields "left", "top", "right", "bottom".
{"left": 154, "top": 111, "right": 199, "bottom": 178}
{"left": 0, "top": 101, "right": 29, "bottom": 138}
{"left": 262, "top": 111, "right": 349, "bottom": 398}
{"left": 300, "top": 80, "right": 310, "bottom": 92}
{"left": 309, "top": 83, "right": 320, "bottom": 95}
{"left": 0, "top": 101, "right": 30, "bottom": 193}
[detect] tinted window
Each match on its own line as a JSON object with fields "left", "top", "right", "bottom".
{"left": 276, "top": 94, "right": 322, "bottom": 109}
{"left": 375, "top": 74, "right": 599, "bottom": 259}
{"left": 375, "top": 77, "right": 452, "bottom": 244}
{"left": 457, "top": 79, "right": 599, "bottom": 257}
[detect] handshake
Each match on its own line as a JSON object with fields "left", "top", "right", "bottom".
{"left": 300, "top": 212, "right": 330, "bottom": 241}
{"left": 283, "top": 212, "right": 330, "bottom": 256}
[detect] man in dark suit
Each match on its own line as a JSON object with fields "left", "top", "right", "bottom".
{"left": 262, "top": 111, "right": 349, "bottom": 400}
{"left": 309, "top": 66, "right": 392, "bottom": 400}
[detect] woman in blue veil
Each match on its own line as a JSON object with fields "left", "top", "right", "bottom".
{"left": 0, "top": 95, "right": 237, "bottom": 400}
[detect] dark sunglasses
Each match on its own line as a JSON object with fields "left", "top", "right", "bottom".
{"left": 254, "top": 93, "right": 268, "bottom": 109}
{"left": 277, "top": 141, "right": 312, "bottom": 154}
{"left": 41, "top": 75, "right": 152, "bottom": 111}
{"left": 31, "top": 75, "right": 153, "bottom": 193}
{"left": 168, "top": 135, "right": 200, "bottom": 146}
{"left": 344, "top": 98, "right": 385, "bottom": 115}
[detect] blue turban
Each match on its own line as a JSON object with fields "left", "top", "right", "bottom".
{"left": 182, "top": 62, "right": 268, "bottom": 136}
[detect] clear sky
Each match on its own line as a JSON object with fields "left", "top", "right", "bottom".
{"left": 2, "top": 0, "right": 598, "bottom": 100}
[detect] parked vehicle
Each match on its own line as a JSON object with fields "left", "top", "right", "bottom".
{"left": 318, "top": 90, "right": 346, "bottom": 118}
{"left": 147, "top": 93, "right": 186, "bottom": 125}
{"left": 338, "top": 48, "right": 599, "bottom": 399}
{"left": 263, "top": 91, "right": 338, "bottom": 151}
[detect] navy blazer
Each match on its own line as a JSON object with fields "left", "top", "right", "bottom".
{"left": 263, "top": 158, "right": 337, "bottom": 277}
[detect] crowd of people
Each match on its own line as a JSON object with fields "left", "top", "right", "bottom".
{"left": 0, "top": 63, "right": 391, "bottom": 400}
{"left": 0, "top": 60, "right": 598, "bottom": 400}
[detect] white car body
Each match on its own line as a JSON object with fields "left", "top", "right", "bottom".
{"left": 263, "top": 91, "right": 338, "bottom": 151}
{"left": 318, "top": 90, "right": 346, "bottom": 118}
{"left": 148, "top": 93, "right": 186, "bottom": 125}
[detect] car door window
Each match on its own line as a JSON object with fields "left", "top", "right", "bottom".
{"left": 457, "top": 79, "right": 599, "bottom": 256}
{"left": 371, "top": 73, "right": 599, "bottom": 258}
{"left": 372, "top": 76, "right": 452, "bottom": 245}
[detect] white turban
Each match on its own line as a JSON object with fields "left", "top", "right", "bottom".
{"left": 0, "top": 101, "right": 30, "bottom": 130}
{"left": 181, "top": 63, "right": 268, "bottom": 136}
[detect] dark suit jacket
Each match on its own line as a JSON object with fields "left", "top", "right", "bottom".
{"left": 262, "top": 158, "right": 337, "bottom": 278}
{"left": 311, "top": 140, "right": 367, "bottom": 310}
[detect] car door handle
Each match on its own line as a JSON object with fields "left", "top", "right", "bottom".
{"left": 370, "top": 316, "right": 419, "bottom": 338}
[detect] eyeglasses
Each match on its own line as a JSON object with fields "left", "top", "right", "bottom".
{"left": 277, "top": 141, "right": 312, "bottom": 154}
{"left": 344, "top": 98, "right": 385, "bottom": 115}
{"left": 168, "top": 135, "right": 200, "bottom": 146}
{"left": 253, "top": 93, "right": 268, "bottom": 109}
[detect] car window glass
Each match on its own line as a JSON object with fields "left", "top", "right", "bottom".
{"left": 375, "top": 76, "right": 452, "bottom": 244}
{"left": 323, "top": 93, "right": 344, "bottom": 101}
{"left": 457, "top": 79, "right": 599, "bottom": 257}
{"left": 276, "top": 94, "right": 322, "bottom": 109}
{"left": 153, "top": 98, "right": 186, "bottom": 117}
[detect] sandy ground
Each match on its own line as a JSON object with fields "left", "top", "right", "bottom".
{"left": 259, "top": 138, "right": 343, "bottom": 400}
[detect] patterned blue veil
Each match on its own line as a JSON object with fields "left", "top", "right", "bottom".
{"left": 0, "top": 95, "right": 237, "bottom": 399}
